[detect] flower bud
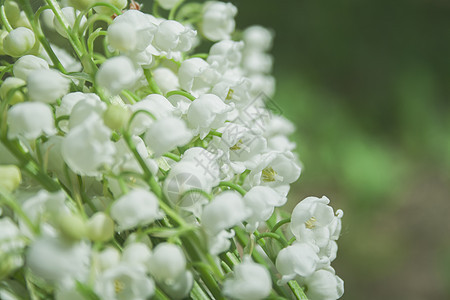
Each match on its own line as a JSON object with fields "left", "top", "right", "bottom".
{"left": 57, "top": 212, "right": 87, "bottom": 240}
{"left": 0, "top": 30, "right": 8, "bottom": 55}
{"left": 3, "top": 27, "right": 35, "bottom": 57}
{"left": 86, "top": 212, "right": 114, "bottom": 242}
{"left": 0, "top": 77, "right": 26, "bottom": 104}
{"left": 0, "top": 165, "right": 21, "bottom": 192}
{"left": 4, "top": 0, "right": 21, "bottom": 26}
{"left": 66, "top": 0, "right": 97, "bottom": 11}
{"left": 103, "top": 103, "right": 130, "bottom": 131}
{"left": 93, "top": 0, "right": 127, "bottom": 15}
{"left": 53, "top": 7, "right": 87, "bottom": 38}
{"left": 13, "top": 55, "right": 49, "bottom": 81}
{"left": 157, "top": 0, "right": 179, "bottom": 10}
{"left": 27, "top": 69, "right": 70, "bottom": 103}
{"left": 148, "top": 243, "right": 186, "bottom": 283}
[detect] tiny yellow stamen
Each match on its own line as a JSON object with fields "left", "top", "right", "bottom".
{"left": 261, "top": 167, "right": 277, "bottom": 182}
{"left": 226, "top": 88, "right": 234, "bottom": 100}
{"left": 114, "top": 279, "right": 125, "bottom": 294}
{"left": 230, "top": 139, "right": 243, "bottom": 151}
{"left": 305, "top": 217, "right": 317, "bottom": 229}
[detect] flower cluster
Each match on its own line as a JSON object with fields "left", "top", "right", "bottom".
{"left": 0, "top": 0, "right": 344, "bottom": 299}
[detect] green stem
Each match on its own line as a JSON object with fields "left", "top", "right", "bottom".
{"left": 0, "top": 186, "right": 39, "bottom": 234}
{"left": 163, "top": 152, "right": 181, "bottom": 162}
{"left": 234, "top": 227, "right": 290, "bottom": 297}
{"left": 288, "top": 280, "right": 308, "bottom": 300}
{"left": 144, "top": 69, "right": 162, "bottom": 95}
{"left": 87, "top": 28, "right": 107, "bottom": 56}
{"left": 209, "top": 130, "right": 222, "bottom": 137}
{"left": 154, "top": 286, "right": 171, "bottom": 300}
{"left": 271, "top": 217, "right": 291, "bottom": 233}
{"left": 88, "top": 2, "right": 123, "bottom": 16}
{"left": 0, "top": 3, "right": 13, "bottom": 32}
{"left": 190, "top": 281, "right": 210, "bottom": 300}
{"left": 168, "top": 0, "right": 185, "bottom": 20}
{"left": 218, "top": 181, "right": 246, "bottom": 196}
{"left": 180, "top": 188, "right": 213, "bottom": 201}
{"left": 44, "top": 0, "right": 84, "bottom": 58}
{"left": 255, "top": 232, "right": 288, "bottom": 248}
{"left": 0, "top": 139, "right": 61, "bottom": 192}
{"left": 17, "top": 0, "right": 66, "bottom": 73}
{"left": 166, "top": 90, "right": 196, "bottom": 101}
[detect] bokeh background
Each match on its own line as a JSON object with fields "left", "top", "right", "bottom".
{"left": 235, "top": 0, "right": 450, "bottom": 299}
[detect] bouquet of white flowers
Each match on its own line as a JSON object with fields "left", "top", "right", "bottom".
{"left": 0, "top": 0, "right": 344, "bottom": 299}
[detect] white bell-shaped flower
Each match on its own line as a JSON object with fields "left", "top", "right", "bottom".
{"left": 108, "top": 10, "right": 157, "bottom": 53}
{"left": 163, "top": 159, "right": 215, "bottom": 216}
{"left": 243, "top": 26, "right": 274, "bottom": 52}
{"left": 208, "top": 40, "right": 243, "bottom": 70}
{"left": 111, "top": 135, "right": 156, "bottom": 175}
{"left": 187, "top": 93, "right": 232, "bottom": 139}
{"left": 300, "top": 267, "right": 344, "bottom": 300}
{"left": 143, "top": 116, "right": 192, "bottom": 157}
{"left": 122, "top": 242, "right": 152, "bottom": 267}
{"left": 7, "top": 102, "right": 56, "bottom": 140}
{"left": 96, "top": 56, "right": 141, "bottom": 95}
{"left": 129, "top": 94, "right": 175, "bottom": 135}
{"left": 201, "top": 1, "right": 237, "bottom": 41}
{"left": 201, "top": 190, "right": 249, "bottom": 235}
{"left": 27, "top": 69, "right": 70, "bottom": 103}
{"left": 26, "top": 236, "right": 90, "bottom": 283}
{"left": 20, "top": 190, "right": 68, "bottom": 237}
{"left": 61, "top": 115, "right": 115, "bottom": 176}
{"left": 220, "top": 122, "right": 267, "bottom": 163}
{"left": 67, "top": 93, "right": 106, "bottom": 129}
{"left": 152, "top": 67, "right": 179, "bottom": 95}
{"left": 211, "top": 77, "right": 251, "bottom": 107}
{"left": 94, "top": 263, "right": 154, "bottom": 300}
{"left": 242, "top": 51, "right": 273, "bottom": 74}
{"left": 290, "top": 196, "right": 343, "bottom": 249}
{"left": 3, "top": 27, "right": 35, "bottom": 57}
{"left": 148, "top": 243, "right": 186, "bottom": 284}
{"left": 110, "top": 188, "right": 163, "bottom": 230}
{"left": 207, "top": 229, "right": 234, "bottom": 255}
{"left": 178, "top": 58, "right": 220, "bottom": 96}
{"left": 223, "top": 256, "right": 272, "bottom": 300}
{"left": 246, "top": 151, "right": 301, "bottom": 188}
{"left": 53, "top": 7, "right": 86, "bottom": 38}
{"left": 13, "top": 55, "right": 49, "bottom": 81}
{"left": 275, "top": 242, "right": 320, "bottom": 284}
{"left": 248, "top": 74, "right": 276, "bottom": 98}
{"left": 153, "top": 20, "right": 196, "bottom": 59}
{"left": 96, "top": 247, "right": 121, "bottom": 271}
{"left": 160, "top": 270, "right": 193, "bottom": 300}
{"left": 243, "top": 186, "right": 286, "bottom": 232}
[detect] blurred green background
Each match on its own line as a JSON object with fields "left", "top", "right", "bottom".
{"left": 235, "top": 0, "right": 450, "bottom": 299}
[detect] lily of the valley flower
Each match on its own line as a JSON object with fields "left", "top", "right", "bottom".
{"left": 110, "top": 188, "right": 163, "bottom": 230}
{"left": 223, "top": 256, "right": 272, "bottom": 300}
{"left": 201, "top": 1, "right": 237, "bottom": 41}
{"left": 7, "top": 102, "right": 56, "bottom": 140}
